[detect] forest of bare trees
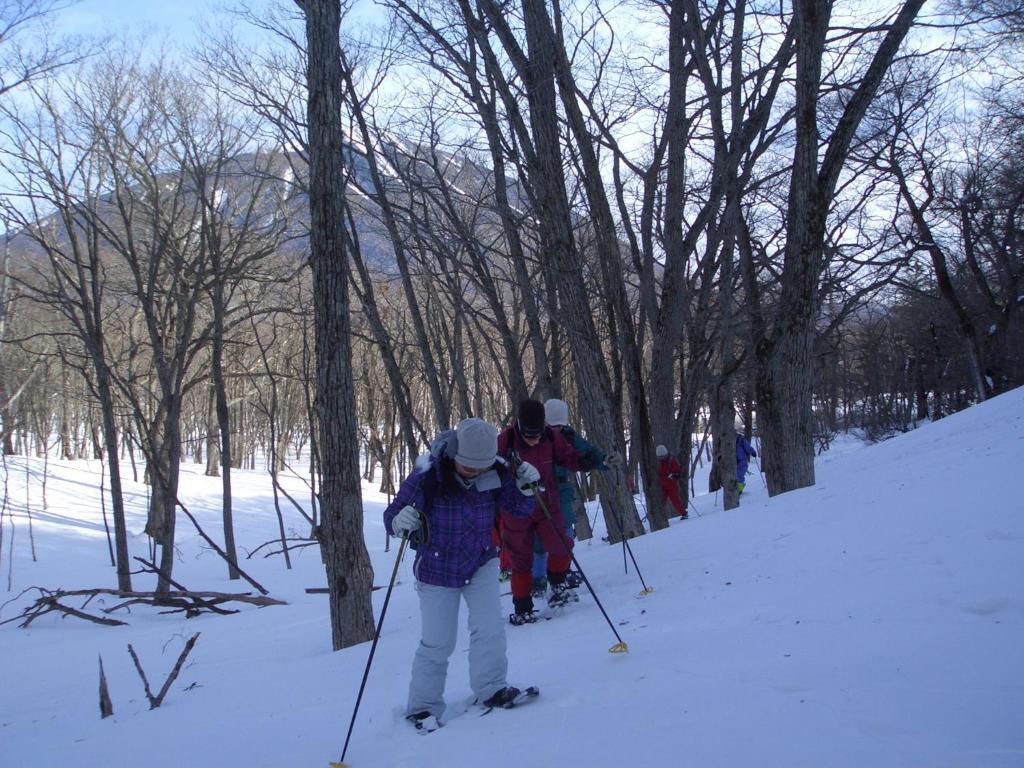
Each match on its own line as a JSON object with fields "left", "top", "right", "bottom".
{"left": 0, "top": 0, "right": 1021, "bottom": 648}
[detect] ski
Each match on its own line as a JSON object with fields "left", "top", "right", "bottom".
{"left": 479, "top": 686, "right": 540, "bottom": 715}
{"left": 409, "top": 688, "right": 539, "bottom": 733}
{"left": 547, "top": 593, "right": 579, "bottom": 608}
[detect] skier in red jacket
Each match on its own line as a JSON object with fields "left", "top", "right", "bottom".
{"left": 656, "top": 444, "right": 687, "bottom": 520}
{"left": 497, "top": 399, "right": 581, "bottom": 625}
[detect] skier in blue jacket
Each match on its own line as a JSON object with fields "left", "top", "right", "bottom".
{"left": 735, "top": 432, "right": 757, "bottom": 494}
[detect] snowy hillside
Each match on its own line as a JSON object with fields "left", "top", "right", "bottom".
{"left": 1, "top": 389, "right": 1022, "bottom": 768}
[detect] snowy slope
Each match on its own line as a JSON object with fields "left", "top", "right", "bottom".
{"left": 1, "top": 388, "right": 1022, "bottom": 768}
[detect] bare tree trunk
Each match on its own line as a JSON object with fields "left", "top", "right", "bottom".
{"left": 646, "top": 0, "right": 709, "bottom": 527}
{"left": 716, "top": 236, "right": 741, "bottom": 510}
{"left": 571, "top": 486, "right": 591, "bottom": 541}
{"left": 154, "top": 415, "right": 184, "bottom": 594}
{"left": 549, "top": 0, "right": 656, "bottom": 529}
{"left": 205, "top": 384, "right": 220, "bottom": 478}
{"left": 758, "top": 0, "right": 925, "bottom": 495}
{"left": 712, "top": 382, "right": 740, "bottom": 510}
{"left": 300, "top": 0, "right": 375, "bottom": 650}
{"left": 211, "top": 284, "right": 239, "bottom": 580}
{"left": 96, "top": 367, "right": 132, "bottom": 591}
{"left": 0, "top": 237, "right": 16, "bottom": 458}
{"left": 60, "top": 366, "right": 74, "bottom": 459}
{"left": 480, "top": 0, "right": 643, "bottom": 541}
{"left": 890, "top": 158, "right": 990, "bottom": 402}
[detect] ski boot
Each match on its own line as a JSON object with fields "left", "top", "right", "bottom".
{"left": 509, "top": 596, "right": 537, "bottom": 625}
{"left": 548, "top": 581, "right": 579, "bottom": 608}
{"left": 482, "top": 687, "right": 523, "bottom": 708}
{"left": 509, "top": 610, "right": 538, "bottom": 626}
{"left": 406, "top": 711, "right": 440, "bottom": 733}
{"left": 480, "top": 686, "right": 540, "bottom": 712}
{"left": 564, "top": 570, "right": 583, "bottom": 589}
{"left": 530, "top": 577, "right": 548, "bottom": 598}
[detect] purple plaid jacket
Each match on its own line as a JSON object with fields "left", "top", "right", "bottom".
{"left": 384, "top": 459, "right": 535, "bottom": 588}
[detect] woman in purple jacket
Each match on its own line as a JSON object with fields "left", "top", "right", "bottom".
{"left": 384, "top": 417, "right": 539, "bottom": 731}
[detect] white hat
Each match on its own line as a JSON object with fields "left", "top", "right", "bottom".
{"left": 544, "top": 398, "right": 569, "bottom": 426}
{"left": 454, "top": 418, "right": 498, "bottom": 469}
{"left": 655, "top": 444, "right": 668, "bottom": 458}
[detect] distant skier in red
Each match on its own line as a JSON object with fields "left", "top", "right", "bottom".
{"left": 656, "top": 444, "right": 687, "bottom": 520}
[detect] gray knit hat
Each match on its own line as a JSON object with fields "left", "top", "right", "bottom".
{"left": 454, "top": 418, "right": 498, "bottom": 469}
{"left": 544, "top": 398, "right": 569, "bottom": 426}
{"left": 655, "top": 444, "right": 668, "bottom": 458}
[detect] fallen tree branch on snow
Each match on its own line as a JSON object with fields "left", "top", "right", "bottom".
{"left": 246, "top": 536, "right": 318, "bottom": 559}
{"left": 128, "top": 632, "right": 200, "bottom": 709}
{"left": 0, "top": 585, "right": 286, "bottom": 628}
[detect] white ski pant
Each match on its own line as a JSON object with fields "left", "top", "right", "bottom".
{"left": 407, "top": 558, "right": 508, "bottom": 718}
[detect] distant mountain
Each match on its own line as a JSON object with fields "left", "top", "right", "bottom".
{"left": 5, "top": 134, "right": 525, "bottom": 282}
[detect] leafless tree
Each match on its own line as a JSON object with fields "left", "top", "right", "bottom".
{"left": 0, "top": 0, "right": 87, "bottom": 97}
{"left": 0, "top": 68, "right": 136, "bottom": 591}
{"left": 296, "top": 0, "right": 375, "bottom": 650}
{"left": 753, "top": 0, "right": 926, "bottom": 496}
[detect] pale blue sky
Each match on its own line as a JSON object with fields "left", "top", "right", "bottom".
{"left": 54, "top": 0, "right": 386, "bottom": 48}
{"left": 57, "top": 0, "right": 221, "bottom": 41}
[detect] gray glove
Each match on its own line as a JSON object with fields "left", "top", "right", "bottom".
{"left": 392, "top": 505, "right": 422, "bottom": 536}
{"left": 515, "top": 461, "right": 540, "bottom": 494}
{"left": 604, "top": 451, "right": 623, "bottom": 468}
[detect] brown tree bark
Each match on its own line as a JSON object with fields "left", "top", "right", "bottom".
{"left": 479, "top": 0, "right": 644, "bottom": 540}
{"left": 299, "top": 0, "right": 375, "bottom": 650}
{"left": 757, "top": 0, "right": 926, "bottom": 495}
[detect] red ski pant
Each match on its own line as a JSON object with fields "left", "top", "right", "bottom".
{"left": 499, "top": 509, "right": 572, "bottom": 599}
{"left": 661, "top": 481, "right": 686, "bottom": 515}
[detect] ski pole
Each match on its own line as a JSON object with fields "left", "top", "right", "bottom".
{"left": 588, "top": 505, "right": 601, "bottom": 538}
{"left": 331, "top": 535, "right": 409, "bottom": 768}
{"left": 525, "top": 481, "right": 629, "bottom": 653}
{"left": 754, "top": 453, "right": 767, "bottom": 489}
{"left": 689, "top": 497, "right": 703, "bottom": 518}
{"left": 607, "top": 506, "right": 652, "bottom": 595}
{"left": 634, "top": 486, "right": 650, "bottom": 526}
{"left": 620, "top": 511, "right": 628, "bottom": 575}
{"left": 610, "top": 471, "right": 652, "bottom": 595}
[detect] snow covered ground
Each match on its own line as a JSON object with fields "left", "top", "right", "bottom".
{"left": 1, "top": 389, "right": 1022, "bottom": 768}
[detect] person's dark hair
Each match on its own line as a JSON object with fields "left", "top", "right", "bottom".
{"left": 516, "top": 399, "right": 546, "bottom": 438}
